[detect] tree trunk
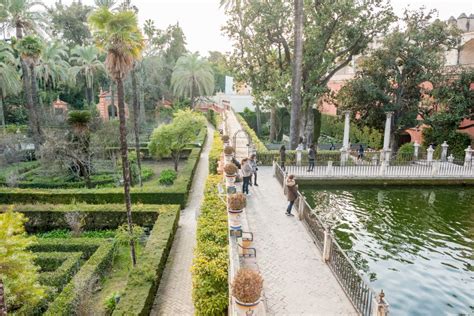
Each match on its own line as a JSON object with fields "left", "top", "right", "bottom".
{"left": 110, "top": 81, "right": 116, "bottom": 119}
{"left": 313, "top": 108, "right": 322, "bottom": 146}
{"left": 87, "top": 85, "right": 93, "bottom": 108}
{"left": 289, "top": 0, "right": 304, "bottom": 149}
{"left": 172, "top": 152, "right": 180, "bottom": 172}
{"left": 131, "top": 66, "right": 142, "bottom": 186}
{"left": 29, "top": 63, "right": 42, "bottom": 144}
{"left": 269, "top": 106, "right": 277, "bottom": 142}
{"left": 255, "top": 102, "right": 262, "bottom": 135}
{"left": 0, "top": 94, "right": 5, "bottom": 133}
{"left": 191, "top": 79, "right": 196, "bottom": 108}
{"left": 21, "top": 59, "right": 41, "bottom": 149}
{"left": 117, "top": 78, "right": 137, "bottom": 266}
{"left": 304, "top": 105, "right": 314, "bottom": 147}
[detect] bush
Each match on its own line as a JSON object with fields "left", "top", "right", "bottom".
{"left": 209, "top": 132, "right": 224, "bottom": 175}
{"left": 192, "top": 175, "right": 229, "bottom": 315}
{"left": 36, "top": 252, "right": 82, "bottom": 290}
{"left": 232, "top": 269, "right": 263, "bottom": 303}
{"left": 224, "top": 163, "right": 238, "bottom": 175}
{"left": 228, "top": 193, "right": 246, "bottom": 210}
{"left": 224, "top": 146, "right": 234, "bottom": 155}
{"left": 112, "top": 205, "right": 180, "bottom": 315}
{"left": 159, "top": 169, "right": 177, "bottom": 185}
{"left": 1, "top": 204, "right": 165, "bottom": 233}
{"left": 221, "top": 135, "right": 229, "bottom": 143}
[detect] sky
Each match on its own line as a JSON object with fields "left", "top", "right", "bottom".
{"left": 43, "top": 0, "right": 474, "bottom": 56}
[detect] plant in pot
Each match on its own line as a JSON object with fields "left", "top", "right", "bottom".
{"left": 222, "top": 135, "right": 230, "bottom": 144}
{"left": 224, "top": 162, "right": 238, "bottom": 186}
{"left": 232, "top": 268, "right": 263, "bottom": 312}
{"left": 224, "top": 146, "right": 234, "bottom": 156}
{"left": 228, "top": 193, "right": 246, "bottom": 211}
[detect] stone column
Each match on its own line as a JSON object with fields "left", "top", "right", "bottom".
{"left": 441, "top": 141, "right": 449, "bottom": 162}
{"left": 427, "top": 145, "right": 434, "bottom": 163}
{"left": 296, "top": 147, "right": 302, "bottom": 166}
{"left": 464, "top": 145, "right": 473, "bottom": 167}
{"left": 340, "top": 111, "right": 351, "bottom": 166}
{"left": 382, "top": 112, "right": 393, "bottom": 162}
{"left": 413, "top": 142, "right": 420, "bottom": 160}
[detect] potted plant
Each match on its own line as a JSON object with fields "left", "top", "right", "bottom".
{"left": 222, "top": 135, "right": 230, "bottom": 145}
{"left": 224, "top": 163, "right": 238, "bottom": 185}
{"left": 232, "top": 269, "right": 263, "bottom": 312}
{"left": 228, "top": 193, "right": 246, "bottom": 230}
{"left": 224, "top": 146, "right": 234, "bottom": 162}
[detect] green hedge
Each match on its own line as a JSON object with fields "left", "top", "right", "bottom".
{"left": 192, "top": 175, "right": 229, "bottom": 315}
{"left": 0, "top": 161, "right": 40, "bottom": 182}
{"left": 209, "top": 132, "right": 223, "bottom": 175}
{"left": 113, "top": 205, "right": 181, "bottom": 315}
{"left": 36, "top": 252, "right": 83, "bottom": 290}
{"left": 30, "top": 238, "right": 104, "bottom": 259}
{"left": 0, "top": 128, "right": 207, "bottom": 207}
{"left": 44, "top": 241, "right": 116, "bottom": 315}
{"left": 1, "top": 204, "right": 166, "bottom": 232}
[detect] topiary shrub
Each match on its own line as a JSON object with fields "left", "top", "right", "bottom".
{"left": 232, "top": 269, "right": 263, "bottom": 304}
{"left": 228, "top": 193, "right": 246, "bottom": 210}
{"left": 159, "top": 169, "right": 177, "bottom": 185}
{"left": 224, "top": 163, "right": 238, "bottom": 175}
{"left": 224, "top": 146, "right": 234, "bottom": 155}
{"left": 221, "top": 135, "right": 229, "bottom": 143}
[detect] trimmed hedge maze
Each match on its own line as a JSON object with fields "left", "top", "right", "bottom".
{"left": 0, "top": 128, "right": 207, "bottom": 207}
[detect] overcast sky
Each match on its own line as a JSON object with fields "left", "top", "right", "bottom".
{"left": 43, "top": 0, "right": 474, "bottom": 56}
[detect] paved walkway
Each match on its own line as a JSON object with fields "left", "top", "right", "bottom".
{"left": 150, "top": 125, "right": 213, "bottom": 316}
{"left": 227, "top": 110, "right": 357, "bottom": 315}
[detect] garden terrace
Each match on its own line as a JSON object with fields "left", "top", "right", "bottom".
{"left": 0, "top": 128, "right": 207, "bottom": 207}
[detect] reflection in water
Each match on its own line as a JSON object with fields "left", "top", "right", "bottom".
{"left": 303, "top": 187, "right": 474, "bottom": 315}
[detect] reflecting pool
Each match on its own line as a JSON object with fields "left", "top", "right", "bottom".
{"left": 302, "top": 187, "right": 473, "bottom": 315}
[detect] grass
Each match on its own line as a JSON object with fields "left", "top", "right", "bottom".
{"left": 91, "top": 243, "right": 143, "bottom": 314}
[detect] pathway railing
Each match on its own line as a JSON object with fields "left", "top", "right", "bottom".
{"left": 275, "top": 162, "right": 388, "bottom": 316}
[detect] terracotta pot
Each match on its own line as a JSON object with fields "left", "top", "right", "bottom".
{"left": 228, "top": 208, "right": 243, "bottom": 230}
{"left": 235, "top": 298, "right": 260, "bottom": 314}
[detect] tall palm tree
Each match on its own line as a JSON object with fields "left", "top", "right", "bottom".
{"left": 16, "top": 35, "right": 43, "bottom": 147}
{"left": 1, "top": 0, "right": 46, "bottom": 146}
{"left": 131, "top": 62, "right": 142, "bottom": 186}
{"left": 171, "top": 53, "right": 214, "bottom": 107}
{"left": 89, "top": 7, "right": 144, "bottom": 266}
{"left": 0, "top": 42, "right": 21, "bottom": 131}
{"left": 70, "top": 45, "right": 105, "bottom": 107}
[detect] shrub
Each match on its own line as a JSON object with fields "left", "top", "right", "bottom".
{"left": 36, "top": 252, "right": 82, "bottom": 290}
{"left": 224, "top": 146, "right": 234, "bottom": 155}
{"left": 112, "top": 205, "right": 180, "bottom": 315}
{"left": 192, "top": 175, "right": 229, "bottom": 315}
{"left": 221, "top": 135, "right": 229, "bottom": 142}
{"left": 209, "top": 132, "right": 224, "bottom": 175}
{"left": 104, "top": 292, "right": 121, "bottom": 314}
{"left": 224, "top": 163, "right": 238, "bottom": 175}
{"left": 159, "top": 169, "right": 177, "bottom": 185}
{"left": 232, "top": 269, "right": 263, "bottom": 303}
{"left": 115, "top": 224, "right": 145, "bottom": 246}
{"left": 228, "top": 193, "right": 246, "bottom": 210}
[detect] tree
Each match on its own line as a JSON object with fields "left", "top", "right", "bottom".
{"left": 171, "top": 53, "right": 214, "bottom": 107}
{"left": 16, "top": 35, "right": 43, "bottom": 148}
{"left": 48, "top": 1, "right": 93, "bottom": 47}
{"left": 337, "top": 10, "right": 459, "bottom": 151}
{"left": 70, "top": 45, "right": 105, "bottom": 107}
{"left": 149, "top": 109, "right": 206, "bottom": 171}
{"left": 0, "top": 41, "right": 21, "bottom": 132}
{"left": 89, "top": 7, "right": 144, "bottom": 266}
{"left": 0, "top": 207, "right": 46, "bottom": 313}
{"left": 289, "top": 0, "right": 303, "bottom": 149}
{"left": 207, "top": 51, "right": 229, "bottom": 93}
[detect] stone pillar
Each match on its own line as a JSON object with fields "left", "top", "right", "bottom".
{"left": 427, "top": 145, "right": 434, "bottom": 163}
{"left": 413, "top": 142, "right": 420, "bottom": 160}
{"left": 464, "top": 145, "right": 473, "bottom": 167}
{"left": 372, "top": 155, "right": 378, "bottom": 165}
{"left": 296, "top": 148, "right": 302, "bottom": 166}
{"left": 441, "top": 141, "right": 449, "bottom": 162}
{"left": 322, "top": 229, "right": 332, "bottom": 262}
{"left": 342, "top": 111, "right": 351, "bottom": 149}
{"left": 326, "top": 161, "right": 333, "bottom": 176}
{"left": 382, "top": 112, "right": 394, "bottom": 162}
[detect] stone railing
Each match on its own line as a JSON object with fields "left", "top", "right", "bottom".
{"left": 275, "top": 163, "right": 389, "bottom": 316}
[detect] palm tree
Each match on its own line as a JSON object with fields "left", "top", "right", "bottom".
{"left": 93, "top": 0, "right": 116, "bottom": 9}
{"left": 89, "top": 7, "right": 144, "bottom": 266}
{"left": 0, "top": 0, "right": 46, "bottom": 39}
{"left": 0, "top": 42, "right": 21, "bottom": 131}
{"left": 131, "top": 62, "right": 142, "bottom": 186}
{"left": 16, "top": 35, "right": 43, "bottom": 147}
{"left": 70, "top": 45, "right": 105, "bottom": 107}
{"left": 171, "top": 53, "right": 214, "bottom": 107}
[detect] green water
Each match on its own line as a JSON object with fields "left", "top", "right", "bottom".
{"left": 302, "top": 186, "right": 473, "bottom": 315}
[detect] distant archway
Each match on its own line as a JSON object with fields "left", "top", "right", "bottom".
{"left": 108, "top": 105, "right": 118, "bottom": 119}
{"left": 233, "top": 129, "right": 252, "bottom": 158}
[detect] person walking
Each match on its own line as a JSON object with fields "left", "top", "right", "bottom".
{"left": 241, "top": 158, "right": 253, "bottom": 195}
{"left": 280, "top": 145, "right": 286, "bottom": 171}
{"left": 249, "top": 154, "right": 258, "bottom": 186}
{"left": 307, "top": 144, "right": 316, "bottom": 172}
{"left": 357, "top": 144, "right": 364, "bottom": 161}
{"left": 285, "top": 174, "right": 298, "bottom": 216}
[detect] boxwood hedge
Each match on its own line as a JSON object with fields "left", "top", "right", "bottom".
{"left": 209, "top": 132, "right": 223, "bottom": 175}
{"left": 36, "top": 252, "right": 83, "bottom": 290}
{"left": 113, "top": 205, "right": 180, "bottom": 315}
{"left": 0, "top": 128, "right": 207, "bottom": 207}
{"left": 1, "top": 203, "right": 168, "bottom": 232}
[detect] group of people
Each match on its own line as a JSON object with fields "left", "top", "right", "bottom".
{"left": 279, "top": 143, "right": 317, "bottom": 172}
{"left": 232, "top": 154, "right": 258, "bottom": 196}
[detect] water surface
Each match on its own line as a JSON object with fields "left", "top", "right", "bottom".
{"left": 302, "top": 186, "right": 473, "bottom": 315}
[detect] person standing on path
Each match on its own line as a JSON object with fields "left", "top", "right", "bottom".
{"left": 285, "top": 174, "right": 298, "bottom": 216}
{"left": 280, "top": 145, "right": 286, "bottom": 171}
{"left": 241, "top": 158, "right": 252, "bottom": 195}
{"left": 249, "top": 154, "right": 258, "bottom": 186}
{"left": 357, "top": 144, "right": 364, "bottom": 161}
{"left": 308, "top": 144, "right": 316, "bottom": 172}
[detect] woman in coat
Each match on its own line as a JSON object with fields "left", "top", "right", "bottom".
{"left": 241, "top": 158, "right": 253, "bottom": 195}
{"left": 285, "top": 174, "right": 298, "bottom": 216}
